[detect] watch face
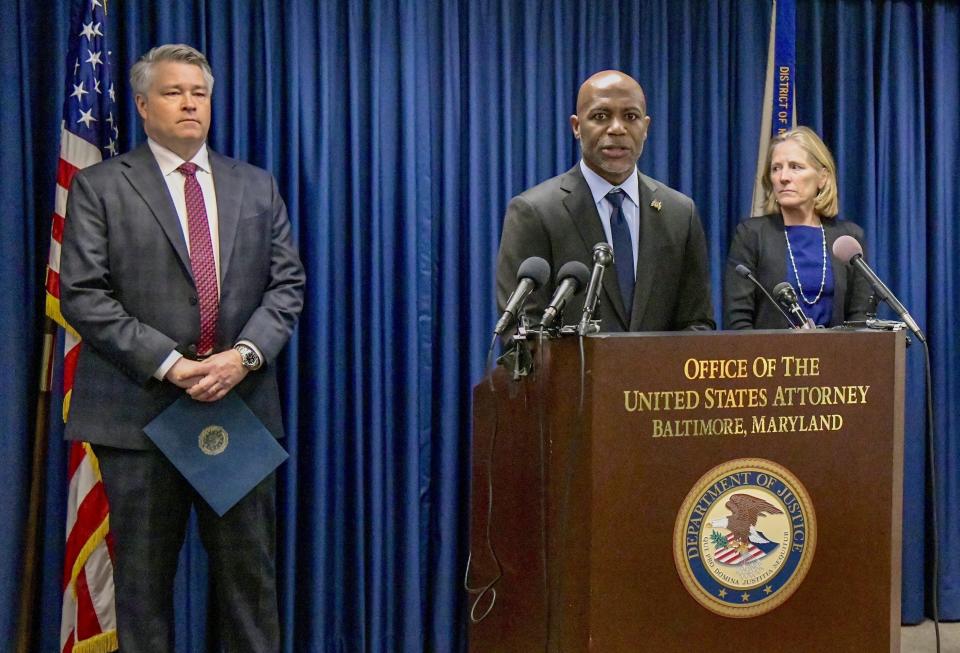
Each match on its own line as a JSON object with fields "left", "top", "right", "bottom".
{"left": 237, "top": 346, "right": 258, "bottom": 368}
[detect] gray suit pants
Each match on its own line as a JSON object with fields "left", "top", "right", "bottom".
{"left": 93, "top": 445, "right": 279, "bottom": 653}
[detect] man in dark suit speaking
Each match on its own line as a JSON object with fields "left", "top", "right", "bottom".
{"left": 60, "top": 44, "right": 304, "bottom": 651}
{"left": 496, "top": 70, "right": 714, "bottom": 332}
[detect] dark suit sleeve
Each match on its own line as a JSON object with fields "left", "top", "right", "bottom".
{"left": 842, "top": 224, "right": 873, "bottom": 322}
{"left": 673, "top": 204, "right": 715, "bottom": 331}
{"left": 495, "top": 195, "right": 551, "bottom": 317}
{"left": 235, "top": 175, "right": 305, "bottom": 364}
{"left": 723, "top": 221, "right": 760, "bottom": 330}
{"left": 60, "top": 171, "right": 180, "bottom": 384}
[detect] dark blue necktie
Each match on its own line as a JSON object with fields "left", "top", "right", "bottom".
{"left": 606, "top": 189, "right": 634, "bottom": 315}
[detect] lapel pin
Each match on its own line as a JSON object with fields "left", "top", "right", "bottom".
{"left": 650, "top": 199, "right": 662, "bottom": 211}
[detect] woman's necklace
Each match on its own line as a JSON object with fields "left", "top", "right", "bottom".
{"left": 784, "top": 223, "right": 827, "bottom": 305}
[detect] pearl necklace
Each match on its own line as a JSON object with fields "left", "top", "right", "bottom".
{"left": 784, "top": 223, "right": 827, "bottom": 305}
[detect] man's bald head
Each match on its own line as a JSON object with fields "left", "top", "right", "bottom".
{"left": 570, "top": 70, "right": 651, "bottom": 185}
{"left": 576, "top": 71, "right": 647, "bottom": 116}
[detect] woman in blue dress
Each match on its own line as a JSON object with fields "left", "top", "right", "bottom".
{"left": 724, "top": 126, "right": 873, "bottom": 329}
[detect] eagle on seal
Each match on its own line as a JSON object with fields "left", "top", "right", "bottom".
{"left": 710, "top": 493, "right": 783, "bottom": 549}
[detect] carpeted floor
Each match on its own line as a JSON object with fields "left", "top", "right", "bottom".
{"left": 901, "top": 620, "right": 960, "bottom": 652}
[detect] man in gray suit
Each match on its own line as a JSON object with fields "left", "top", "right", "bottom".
{"left": 60, "top": 44, "right": 304, "bottom": 652}
{"left": 496, "top": 70, "right": 714, "bottom": 332}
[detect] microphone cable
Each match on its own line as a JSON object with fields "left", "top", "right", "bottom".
{"left": 463, "top": 333, "right": 503, "bottom": 623}
{"left": 922, "top": 339, "right": 941, "bottom": 652}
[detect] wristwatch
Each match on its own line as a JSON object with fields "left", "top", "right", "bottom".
{"left": 234, "top": 343, "right": 262, "bottom": 371}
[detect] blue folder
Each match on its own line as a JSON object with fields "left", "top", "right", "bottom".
{"left": 143, "top": 392, "right": 288, "bottom": 516}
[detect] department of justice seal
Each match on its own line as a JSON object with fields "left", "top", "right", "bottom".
{"left": 198, "top": 425, "right": 229, "bottom": 455}
{"left": 673, "top": 458, "right": 816, "bottom": 618}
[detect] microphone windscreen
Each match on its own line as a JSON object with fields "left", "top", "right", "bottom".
{"left": 832, "top": 235, "right": 863, "bottom": 263}
{"left": 516, "top": 256, "right": 551, "bottom": 289}
{"left": 734, "top": 263, "right": 752, "bottom": 278}
{"left": 556, "top": 260, "right": 592, "bottom": 293}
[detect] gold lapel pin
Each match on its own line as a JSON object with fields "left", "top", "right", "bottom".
{"left": 650, "top": 199, "right": 662, "bottom": 211}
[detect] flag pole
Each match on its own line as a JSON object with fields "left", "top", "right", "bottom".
{"left": 15, "top": 316, "right": 57, "bottom": 653}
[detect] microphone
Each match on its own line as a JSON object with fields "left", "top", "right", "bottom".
{"left": 578, "top": 243, "right": 614, "bottom": 334}
{"left": 772, "top": 282, "right": 814, "bottom": 329}
{"left": 734, "top": 264, "right": 798, "bottom": 329}
{"left": 832, "top": 235, "right": 925, "bottom": 342}
{"left": 540, "top": 261, "right": 591, "bottom": 329}
{"left": 494, "top": 256, "right": 551, "bottom": 335}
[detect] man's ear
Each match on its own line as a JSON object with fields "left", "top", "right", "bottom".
{"left": 135, "top": 94, "right": 148, "bottom": 120}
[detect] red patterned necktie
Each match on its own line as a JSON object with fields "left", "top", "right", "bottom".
{"left": 178, "top": 162, "right": 219, "bottom": 355}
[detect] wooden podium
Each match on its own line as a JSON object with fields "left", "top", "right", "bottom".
{"left": 466, "top": 330, "right": 905, "bottom": 652}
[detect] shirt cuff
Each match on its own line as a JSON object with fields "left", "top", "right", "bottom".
{"left": 154, "top": 351, "right": 183, "bottom": 381}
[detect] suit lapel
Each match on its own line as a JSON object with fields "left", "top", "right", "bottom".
{"left": 121, "top": 145, "right": 192, "bottom": 276}
{"left": 209, "top": 150, "right": 243, "bottom": 282}
{"left": 629, "top": 173, "right": 661, "bottom": 329}
{"left": 560, "top": 166, "right": 629, "bottom": 328}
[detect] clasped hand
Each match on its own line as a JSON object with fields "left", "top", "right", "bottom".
{"left": 165, "top": 350, "right": 248, "bottom": 402}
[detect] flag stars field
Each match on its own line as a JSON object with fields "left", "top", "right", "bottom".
{"left": 79, "top": 21, "right": 102, "bottom": 39}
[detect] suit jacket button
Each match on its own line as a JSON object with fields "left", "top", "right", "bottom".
{"left": 187, "top": 344, "right": 198, "bottom": 355}
{"left": 189, "top": 295, "right": 198, "bottom": 305}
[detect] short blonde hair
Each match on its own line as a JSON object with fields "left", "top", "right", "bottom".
{"left": 761, "top": 126, "right": 839, "bottom": 217}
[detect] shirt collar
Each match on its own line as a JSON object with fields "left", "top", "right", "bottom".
{"left": 579, "top": 159, "right": 640, "bottom": 209}
{"left": 147, "top": 138, "right": 211, "bottom": 176}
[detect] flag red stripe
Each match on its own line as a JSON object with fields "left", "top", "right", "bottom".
{"left": 46, "top": 267, "right": 61, "bottom": 299}
{"left": 74, "top": 565, "right": 102, "bottom": 640}
{"left": 51, "top": 211, "right": 65, "bottom": 243}
{"left": 61, "top": 629, "right": 74, "bottom": 653}
{"left": 63, "top": 340, "right": 81, "bottom": 393}
{"left": 62, "top": 481, "right": 109, "bottom": 590}
{"left": 57, "top": 157, "right": 79, "bottom": 193}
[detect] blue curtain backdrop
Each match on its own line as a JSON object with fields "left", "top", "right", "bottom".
{"left": 2, "top": 0, "right": 957, "bottom": 650}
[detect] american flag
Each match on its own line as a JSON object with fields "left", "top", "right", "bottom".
{"left": 46, "top": 1, "right": 119, "bottom": 651}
